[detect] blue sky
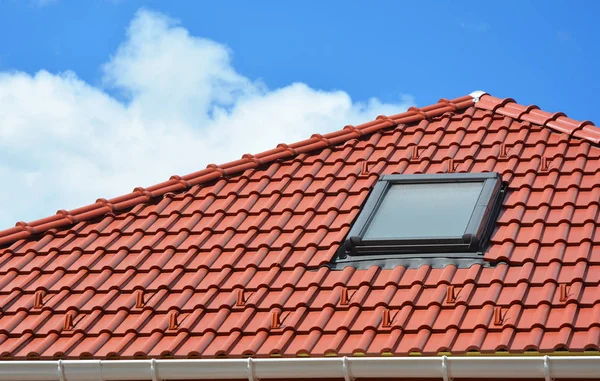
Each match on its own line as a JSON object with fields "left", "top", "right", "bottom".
{"left": 0, "top": 0, "right": 598, "bottom": 227}
{"left": 2, "top": 1, "right": 599, "bottom": 120}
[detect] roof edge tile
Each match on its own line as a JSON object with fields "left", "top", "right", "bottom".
{"left": 475, "top": 94, "right": 599, "bottom": 145}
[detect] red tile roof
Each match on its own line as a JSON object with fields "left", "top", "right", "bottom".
{"left": 0, "top": 92, "right": 599, "bottom": 359}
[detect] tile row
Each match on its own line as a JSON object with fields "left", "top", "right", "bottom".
{"left": 1, "top": 280, "right": 599, "bottom": 314}
{"left": 0, "top": 301, "right": 598, "bottom": 337}
{"left": 0, "top": 262, "right": 597, "bottom": 293}
{"left": 1, "top": 318, "right": 599, "bottom": 359}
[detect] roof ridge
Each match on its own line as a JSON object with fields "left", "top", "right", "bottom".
{"left": 0, "top": 94, "right": 476, "bottom": 247}
{"left": 474, "top": 93, "right": 600, "bottom": 145}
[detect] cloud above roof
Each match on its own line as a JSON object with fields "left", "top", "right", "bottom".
{"left": 0, "top": 9, "right": 412, "bottom": 229}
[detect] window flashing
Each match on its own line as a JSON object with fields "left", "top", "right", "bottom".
{"left": 331, "top": 172, "right": 505, "bottom": 269}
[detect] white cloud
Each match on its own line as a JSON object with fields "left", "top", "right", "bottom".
{"left": 0, "top": 9, "right": 413, "bottom": 228}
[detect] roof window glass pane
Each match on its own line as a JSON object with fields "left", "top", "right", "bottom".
{"left": 363, "top": 181, "right": 484, "bottom": 240}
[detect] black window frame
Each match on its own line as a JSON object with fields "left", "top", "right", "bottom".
{"left": 341, "top": 172, "right": 505, "bottom": 259}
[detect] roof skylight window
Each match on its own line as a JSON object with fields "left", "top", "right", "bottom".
{"left": 334, "top": 172, "right": 505, "bottom": 268}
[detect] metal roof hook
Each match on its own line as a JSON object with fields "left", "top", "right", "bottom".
{"left": 247, "top": 357, "right": 258, "bottom": 381}
{"left": 441, "top": 355, "right": 452, "bottom": 381}
{"left": 544, "top": 355, "right": 554, "bottom": 381}
{"left": 57, "top": 359, "right": 66, "bottom": 381}
{"left": 150, "top": 358, "right": 160, "bottom": 381}
{"left": 342, "top": 356, "right": 354, "bottom": 381}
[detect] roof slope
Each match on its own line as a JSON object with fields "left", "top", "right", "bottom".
{"left": 0, "top": 92, "right": 599, "bottom": 359}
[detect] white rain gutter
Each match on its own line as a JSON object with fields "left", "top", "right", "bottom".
{"left": 0, "top": 356, "right": 599, "bottom": 381}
